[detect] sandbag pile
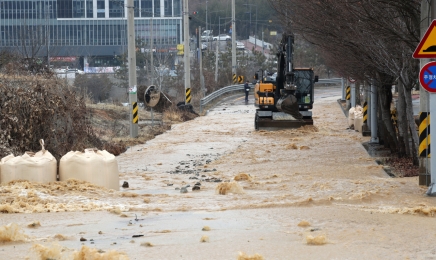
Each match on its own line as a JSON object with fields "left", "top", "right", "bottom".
{"left": 0, "top": 140, "right": 120, "bottom": 190}
{"left": 0, "top": 140, "right": 56, "bottom": 184}
{"left": 348, "top": 106, "right": 363, "bottom": 132}
{"left": 59, "top": 148, "right": 119, "bottom": 191}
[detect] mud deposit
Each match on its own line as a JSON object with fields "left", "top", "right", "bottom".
{"left": 1, "top": 86, "right": 436, "bottom": 259}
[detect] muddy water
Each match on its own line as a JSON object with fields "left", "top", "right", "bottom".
{"left": 1, "top": 86, "right": 436, "bottom": 259}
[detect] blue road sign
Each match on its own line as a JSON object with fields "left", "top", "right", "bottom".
{"left": 420, "top": 61, "right": 436, "bottom": 93}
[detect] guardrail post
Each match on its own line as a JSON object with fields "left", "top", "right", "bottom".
{"left": 351, "top": 82, "right": 356, "bottom": 108}
{"left": 346, "top": 86, "right": 351, "bottom": 109}
{"left": 370, "top": 81, "right": 379, "bottom": 143}
{"left": 341, "top": 78, "right": 345, "bottom": 101}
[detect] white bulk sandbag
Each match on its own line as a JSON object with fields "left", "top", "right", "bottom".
{"left": 0, "top": 150, "right": 57, "bottom": 184}
{"left": 348, "top": 107, "right": 355, "bottom": 127}
{"left": 59, "top": 149, "right": 119, "bottom": 190}
{"left": 354, "top": 114, "right": 363, "bottom": 132}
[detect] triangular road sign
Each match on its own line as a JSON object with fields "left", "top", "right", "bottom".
{"left": 414, "top": 20, "right": 436, "bottom": 58}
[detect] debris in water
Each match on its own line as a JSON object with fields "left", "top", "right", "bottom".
{"left": 80, "top": 237, "right": 87, "bottom": 241}
{"left": 200, "top": 235, "right": 209, "bottom": 242}
{"left": 72, "top": 245, "right": 129, "bottom": 259}
{"left": 0, "top": 204, "right": 15, "bottom": 213}
{"left": 306, "top": 234, "right": 327, "bottom": 245}
{"left": 237, "top": 252, "right": 265, "bottom": 260}
{"left": 192, "top": 186, "right": 200, "bottom": 191}
{"left": 202, "top": 226, "right": 211, "bottom": 231}
{"left": 298, "top": 221, "right": 311, "bottom": 227}
{"left": 32, "top": 243, "right": 62, "bottom": 259}
{"left": 180, "top": 187, "right": 188, "bottom": 193}
{"left": 0, "top": 223, "right": 28, "bottom": 242}
{"left": 122, "top": 181, "right": 129, "bottom": 188}
{"left": 54, "top": 234, "right": 68, "bottom": 241}
{"left": 234, "top": 173, "right": 252, "bottom": 181}
{"left": 108, "top": 208, "right": 122, "bottom": 215}
{"left": 132, "top": 234, "right": 144, "bottom": 238}
{"left": 285, "top": 143, "right": 298, "bottom": 150}
{"left": 141, "top": 242, "right": 154, "bottom": 247}
{"left": 121, "top": 192, "right": 138, "bottom": 197}
{"left": 216, "top": 182, "right": 244, "bottom": 195}
{"left": 154, "top": 230, "right": 171, "bottom": 233}
{"left": 27, "top": 221, "right": 41, "bottom": 228}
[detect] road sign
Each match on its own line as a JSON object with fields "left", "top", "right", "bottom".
{"left": 414, "top": 20, "right": 436, "bottom": 58}
{"left": 348, "top": 77, "right": 356, "bottom": 83}
{"left": 419, "top": 61, "right": 436, "bottom": 93}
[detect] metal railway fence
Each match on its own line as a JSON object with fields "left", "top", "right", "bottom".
{"left": 199, "top": 78, "right": 344, "bottom": 114}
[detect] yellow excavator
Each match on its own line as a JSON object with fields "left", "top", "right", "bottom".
{"left": 254, "top": 33, "right": 318, "bottom": 130}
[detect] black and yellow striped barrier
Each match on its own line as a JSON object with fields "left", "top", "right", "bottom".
{"left": 391, "top": 109, "right": 397, "bottom": 132}
{"left": 346, "top": 86, "right": 351, "bottom": 100}
{"left": 363, "top": 101, "right": 368, "bottom": 124}
{"left": 132, "top": 102, "right": 138, "bottom": 124}
{"left": 185, "top": 88, "right": 191, "bottom": 103}
{"left": 232, "top": 74, "right": 237, "bottom": 84}
{"left": 419, "top": 112, "right": 430, "bottom": 158}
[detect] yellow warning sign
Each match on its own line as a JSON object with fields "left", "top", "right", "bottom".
{"left": 413, "top": 20, "right": 436, "bottom": 58}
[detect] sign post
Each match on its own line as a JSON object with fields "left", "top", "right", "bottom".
{"left": 419, "top": 61, "right": 436, "bottom": 195}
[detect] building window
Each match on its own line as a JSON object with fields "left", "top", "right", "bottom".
{"left": 57, "top": 0, "right": 73, "bottom": 18}
{"left": 97, "top": 0, "right": 105, "bottom": 18}
{"left": 154, "top": 0, "right": 160, "bottom": 17}
{"left": 140, "top": 0, "right": 152, "bottom": 17}
{"left": 109, "top": 0, "right": 124, "bottom": 18}
{"left": 86, "top": 0, "right": 93, "bottom": 18}
{"left": 73, "top": 0, "right": 84, "bottom": 18}
{"left": 164, "top": 0, "right": 171, "bottom": 17}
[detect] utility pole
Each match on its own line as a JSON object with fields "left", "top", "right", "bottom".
{"left": 127, "top": 0, "right": 138, "bottom": 137}
{"left": 183, "top": 0, "right": 191, "bottom": 104}
{"left": 215, "top": 43, "right": 219, "bottom": 82}
{"left": 419, "top": 0, "right": 431, "bottom": 186}
{"left": 199, "top": 26, "right": 205, "bottom": 97}
{"left": 150, "top": 16, "right": 154, "bottom": 86}
{"left": 231, "top": 0, "right": 236, "bottom": 75}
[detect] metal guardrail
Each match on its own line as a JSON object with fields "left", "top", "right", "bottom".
{"left": 200, "top": 84, "right": 244, "bottom": 113}
{"left": 317, "top": 78, "right": 343, "bottom": 85}
{"left": 199, "top": 78, "right": 344, "bottom": 113}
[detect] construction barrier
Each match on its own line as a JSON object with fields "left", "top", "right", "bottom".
{"left": 132, "top": 102, "right": 138, "bottom": 124}
{"left": 185, "top": 88, "right": 191, "bottom": 103}
{"left": 363, "top": 101, "right": 368, "bottom": 125}
{"left": 419, "top": 112, "right": 430, "bottom": 158}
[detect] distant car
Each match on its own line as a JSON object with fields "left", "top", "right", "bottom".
{"left": 67, "top": 68, "right": 85, "bottom": 75}
{"left": 236, "top": 41, "right": 245, "bottom": 50}
{"left": 213, "top": 34, "right": 231, "bottom": 41}
{"left": 53, "top": 68, "right": 66, "bottom": 74}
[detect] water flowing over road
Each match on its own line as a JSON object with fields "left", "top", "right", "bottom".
{"left": 1, "top": 85, "right": 436, "bottom": 260}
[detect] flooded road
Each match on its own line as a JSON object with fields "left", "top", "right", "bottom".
{"left": 1, "top": 85, "right": 436, "bottom": 260}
